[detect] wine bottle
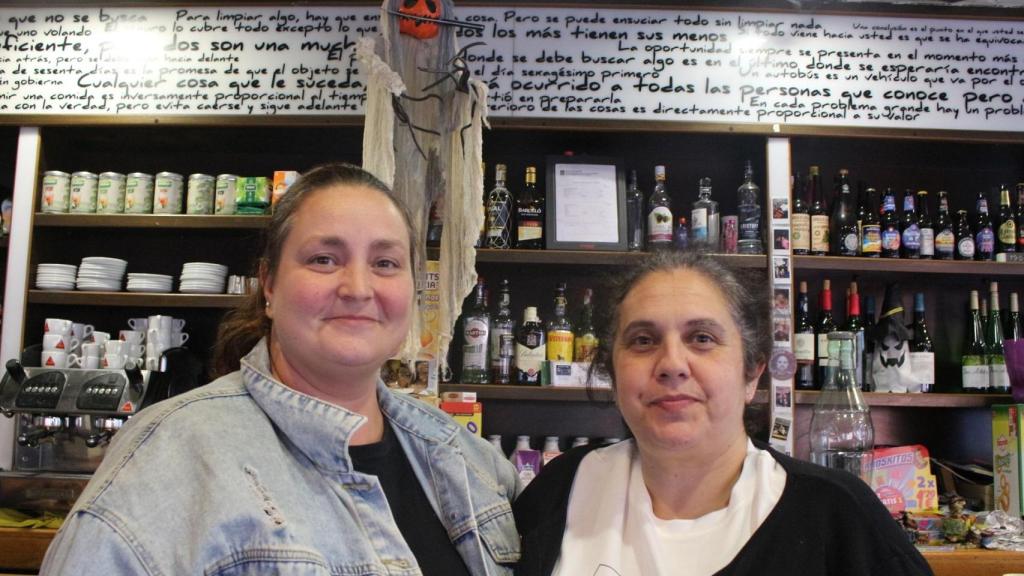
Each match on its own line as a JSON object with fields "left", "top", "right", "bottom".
{"left": 909, "top": 293, "right": 934, "bottom": 393}
{"left": 795, "top": 280, "right": 816, "bottom": 390}
{"left": 816, "top": 279, "right": 837, "bottom": 387}
{"left": 844, "top": 282, "right": 865, "bottom": 390}
{"left": 1008, "top": 292, "right": 1023, "bottom": 341}
{"left": 961, "top": 290, "right": 988, "bottom": 393}
{"left": 809, "top": 166, "right": 829, "bottom": 256}
{"left": 791, "top": 172, "right": 810, "bottom": 255}
{"left": 987, "top": 282, "right": 1010, "bottom": 394}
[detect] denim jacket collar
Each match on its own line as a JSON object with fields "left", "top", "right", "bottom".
{"left": 239, "top": 339, "right": 460, "bottom": 474}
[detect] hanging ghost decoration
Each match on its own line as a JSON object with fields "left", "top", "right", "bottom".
{"left": 357, "top": 0, "right": 487, "bottom": 379}
{"left": 398, "top": 0, "right": 442, "bottom": 39}
{"left": 871, "top": 283, "right": 921, "bottom": 393}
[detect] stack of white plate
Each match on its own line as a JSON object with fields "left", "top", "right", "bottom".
{"left": 36, "top": 263, "right": 78, "bottom": 291}
{"left": 76, "top": 257, "right": 128, "bottom": 292}
{"left": 126, "top": 272, "right": 174, "bottom": 293}
{"left": 179, "top": 262, "right": 229, "bottom": 294}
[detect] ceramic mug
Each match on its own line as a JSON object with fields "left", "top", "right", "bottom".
{"left": 67, "top": 353, "right": 98, "bottom": 369}
{"left": 41, "top": 349, "right": 69, "bottom": 368}
{"left": 127, "top": 317, "right": 149, "bottom": 331}
{"left": 105, "top": 341, "right": 143, "bottom": 357}
{"left": 119, "top": 330, "right": 146, "bottom": 345}
{"left": 89, "top": 331, "right": 112, "bottom": 346}
{"left": 102, "top": 354, "right": 126, "bottom": 370}
{"left": 42, "top": 333, "right": 79, "bottom": 352}
{"left": 71, "top": 322, "right": 95, "bottom": 342}
{"left": 43, "top": 318, "right": 73, "bottom": 335}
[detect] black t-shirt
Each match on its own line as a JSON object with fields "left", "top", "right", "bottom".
{"left": 349, "top": 421, "right": 471, "bottom": 576}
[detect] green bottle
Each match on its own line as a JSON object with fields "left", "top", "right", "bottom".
{"left": 961, "top": 290, "right": 988, "bottom": 393}
{"left": 987, "top": 282, "right": 1010, "bottom": 394}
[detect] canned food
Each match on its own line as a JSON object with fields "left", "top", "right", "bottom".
{"left": 154, "top": 172, "right": 184, "bottom": 214}
{"left": 70, "top": 171, "right": 98, "bottom": 213}
{"left": 124, "top": 172, "right": 154, "bottom": 214}
{"left": 215, "top": 174, "right": 239, "bottom": 215}
{"left": 186, "top": 173, "right": 215, "bottom": 215}
{"left": 97, "top": 172, "right": 126, "bottom": 214}
{"left": 40, "top": 170, "right": 71, "bottom": 213}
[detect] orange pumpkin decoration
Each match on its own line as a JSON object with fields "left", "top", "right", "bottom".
{"left": 398, "top": 0, "right": 441, "bottom": 40}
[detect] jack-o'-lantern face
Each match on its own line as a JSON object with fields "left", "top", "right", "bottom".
{"left": 399, "top": 0, "right": 441, "bottom": 40}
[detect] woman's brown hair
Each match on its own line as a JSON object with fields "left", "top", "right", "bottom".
{"left": 210, "top": 163, "right": 418, "bottom": 379}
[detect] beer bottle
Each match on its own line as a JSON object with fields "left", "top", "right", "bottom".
{"left": 997, "top": 184, "right": 1016, "bottom": 255}
{"left": 974, "top": 192, "right": 995, "bottom": 261}
{"left": 880, "top": 187, "right": 901, "bottom": 258}
{"left": 917, "top": 190, "right": 934, "bottom": 259}
{"left": 860, "top": 187, "right": 881, "bottom": 258}
{"left": 934, "top": 190, "right": 955, "bottom": 260}
{"left": 900, "top": 189, "right": 921, "bottom": 259}
{"left": 831, "top": 169, "right": 858, "bottom": 257}
{"left": 955, "top": 209, "right": 976, "bottom": 260}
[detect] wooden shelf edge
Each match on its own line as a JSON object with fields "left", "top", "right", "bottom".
{"left": 439, "top": 383, "right": 614, "bottom": 403}
{"left": 793, "top": 255, "right": 1024, "bottom": 276}
{"left": 794, "top": 390, "right": 1013, "bottom": 408}
{"left": 424, "top": 247, "right": 767, "bottom": 268}
{"left": 28, "top": 290, "right": 246, "bottom": 309}
{"left": 33, "top": 213, "right": 270, "bottom": 229}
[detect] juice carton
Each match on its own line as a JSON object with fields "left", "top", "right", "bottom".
{"left": 440, "top": 401, "right": 482, "bottom": 437}
{"left": 992, "top": 404, "right": 1024, "bottom": 517}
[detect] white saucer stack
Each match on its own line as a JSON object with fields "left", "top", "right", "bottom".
{"left": 76, "top": 257, "right": 128, "bottom": 292}
{"left": 179, "top": 262, "right": 229, "bottom": 294}
{"left": 35, "top": 263, "right": 78, "bottom": 291}
{"left": 126, "top": 273, "right": 174, "bottom": 293}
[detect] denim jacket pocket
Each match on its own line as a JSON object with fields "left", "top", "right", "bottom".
{"left": 206, "top": 547, "right": 382, "bottom": 576}
{"left": 477, "top": 500, "right": 521, "bottom": 567}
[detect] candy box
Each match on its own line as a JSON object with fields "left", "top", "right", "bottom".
{"left": 992, "top": 404, "right": 1024, "bottom": 517}
{"left": 441, "top": 401, "right": 482, "bottom": 437}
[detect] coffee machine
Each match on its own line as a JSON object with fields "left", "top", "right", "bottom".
{"left": 0, "top": 348, "right": 201, "bottom": 512}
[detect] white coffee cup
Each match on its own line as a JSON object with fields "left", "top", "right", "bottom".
{"left": 102, "top": 354, "right": 126, "bottom": 369}
{"left": 105, "top": 341, "right": 143, "bottom": 357}
{"left": 119, "top": 330, "right": 146, "bottom": 345}
{"left": 82, "top": 342, "right": 103, "bottom": 357}
{"left": 171, "top": 331, "right": 189, "bottom": 346}
{"left": 148, "top": 315, "right": 185, "bottom": 334}
{"left": 41, "top": 349, "right": 69, "bottom": 368}
{"left": 42, "top": 333, "right": 80, "bottom": 352}
{"left": 66, "top": 353, "right": 95, "bottom": 369}
{"left": 89, "top": 331, "right": 111, "bottom": 346}
{"left": 44, "top": 318, "right": 74, "bottom": 335}
{"left": 71, "top": 322, "right": 95, "bottom": 342}
{"left": 127, "top": 317, "right": 149, "bottom": 331}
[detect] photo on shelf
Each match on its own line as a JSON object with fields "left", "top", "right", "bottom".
{"left": 771, "top": 417, "right": 791, "bottom": 441}
{"left": 775, "top": 386, "right": 792, "bottom": 408}
{"left": 772, "top": 256, "right": 790, "bottom": 280}
{"left": 772, "top": 198, "right": 789, "bottom": 220}
{"left": 773, "top": 228, "right": 790, "bottom": 251}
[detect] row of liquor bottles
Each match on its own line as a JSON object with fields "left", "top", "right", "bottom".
{"left": 460, "top": 277, "right": 598, "bottom": 385}
{"left": 794, "top": 279, "right": 1021, "bottom": 393}
{"left": 790, "top": 166, "right": 1024, "bottom": 260}
{"left": 450, "top": 161, "right": 765, "bottom": 253}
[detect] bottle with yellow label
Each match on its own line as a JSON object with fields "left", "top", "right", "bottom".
{"left": 574, "top": 288, "right": 599, "bottom": 362}
{"left": 546, "top": 283, "right": 575, "bottom": 362}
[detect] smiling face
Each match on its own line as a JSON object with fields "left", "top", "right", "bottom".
{"left": 612, "top": 268, "right": 761, "bottom": 460}
{"left": 264, "top": 184, "right": 414, "bottom": 391}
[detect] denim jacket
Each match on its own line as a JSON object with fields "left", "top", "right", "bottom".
{"left": 41, "top": 340, "right": 521, "bottom": 575}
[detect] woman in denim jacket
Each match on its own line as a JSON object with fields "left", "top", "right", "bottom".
{"left": 42, "top": 164, "right": 520, "bottom": 575}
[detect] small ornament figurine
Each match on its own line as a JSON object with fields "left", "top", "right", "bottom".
{"left": 870, "top": 283, "right": 921, "bottom": 392}
{"left": 942, "top": 495, "right": 971, "bottom": 544}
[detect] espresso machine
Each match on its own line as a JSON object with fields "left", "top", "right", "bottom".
{"left": 0, "top": 348, "right": 201, "bottom": 512}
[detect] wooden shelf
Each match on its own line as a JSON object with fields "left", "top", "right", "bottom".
{"left": 795, "top": 391, "right": 1012, "bottom": 408}
{"left": 33, "top": 213, "right": 269, "bottom": 229}
{"left": 794, "top": 255, "right": 1024, "bottom": 276}
{"left": 27, "top": 290, "right": 246, "bottom": 308}
{"left": 439, "top": 383, "right": 614, "bottom": 403}
{"left": 427, "top": 248, "right": 767, "bottom": 268}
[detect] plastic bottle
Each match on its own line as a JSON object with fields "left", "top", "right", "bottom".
{"left": 541, "top": 436, "right": 562, "bottom": 466}
{"left": 809, "top": 331, "right": 875, "bottom": 485}
{"left": 509, "top": 435, "right": 541, "bottom": 486}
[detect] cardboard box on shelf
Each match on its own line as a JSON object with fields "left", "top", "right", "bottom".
{"left": 992, "top": 404, "right": 1024, "bottom": 517}
{"left": 441, "top": 401, "right": 482, "bottom": 437}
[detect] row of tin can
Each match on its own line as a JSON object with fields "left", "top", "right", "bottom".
{"left": 40, "top": 171, "right": 244, "bottom": 215}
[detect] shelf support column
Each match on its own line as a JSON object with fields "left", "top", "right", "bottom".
{"left": 766, "top": 136, "right": 796, "bottom": 456}
{"left": 0, "top": 126, "right": 40, "bottom": 471}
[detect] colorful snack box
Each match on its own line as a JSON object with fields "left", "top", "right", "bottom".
{"left": 992, "top": 404, "right": 1024, "bottom": 517}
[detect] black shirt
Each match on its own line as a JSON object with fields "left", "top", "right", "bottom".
{"left": 349, "top": 421, "right": 471, "bottom": 576}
